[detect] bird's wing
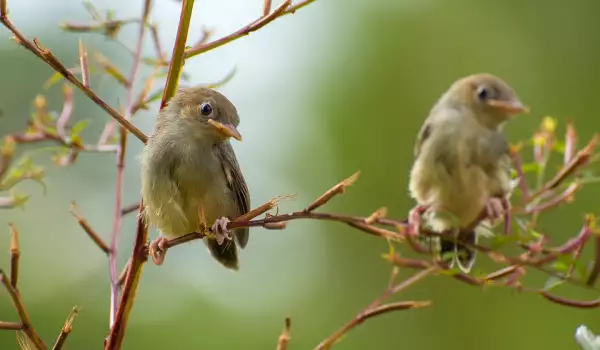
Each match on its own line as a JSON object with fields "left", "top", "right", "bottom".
{"left": 214, "top": 142, "right": 251, "bottom": 248}
{"left": 413, "top": 110, "right": 464, "bottom": 174}
{"left": 472, "top": 131, "right": 513, "bottom": 197}
{"left": 413, "top": 122, "right": 432, "bottom": 158}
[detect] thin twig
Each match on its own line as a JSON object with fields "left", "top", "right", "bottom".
{"left": 56, "top": 84, "right": 74, "bottom": 140}
{"left": 314, "top": 267, "right": 435, "bottom": 350}
{"left": 78, "top": 39, "right": 90, "bottom": 88}
{"left": 108, "top": 126, "right": 127, "bottom": 326}
{"left": 9, "top": 223, "right": 19, "bottom": 289}
{"left": 161, "top": 174, "right": 399, "bottom": 250}
{"left": 305, "top": 171, "right": 359, "bottom": 212}
{"left": 69, "top": 202, "right": 109, "bottom": 254}
{"left": 0, "top": 321, "right": 22, "bottom": 330}
{"left": 0, "top": 270, "right": 47, "bottom": 350}
{"left": 120, "top": 202, "right": 140, "bottom": 216}
{"left": 149, "top": 24, "right": 166, "bottom": 63}
{"left": 527, "top": 134, "right": 599, "bottom": 202}
{"left": 184, "top": 0, "right": 295, "bottom": 59}
{"left": 52, "top": 307, "right": 79, "bottom": 350}
{"left": 263, "top": 0, "right": 273, "bottom": 16}
{"left": 587, "top": 232, "right": 600, "bottom": 286}
{"left": 106, "top": 0, "right": 193, "bottom": 348}
{"left": 276, "top": 317, "right": 291, "bottom": 350}
{"left": 0, "top": 14, "right": 147, "bottom": 143}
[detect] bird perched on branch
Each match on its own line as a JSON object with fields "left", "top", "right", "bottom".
{"left": 140, "top": 87, "right": 250, "bottom": 270}
{"left": 408, "top": 73, "right": 528, "bottom": 272}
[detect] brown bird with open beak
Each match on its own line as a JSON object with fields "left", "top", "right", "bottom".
{"left": 408, "top": 73, "right": 528, "bottom": 273}
{"left": 140, "top": 87, "right": 250, "bottom": 270}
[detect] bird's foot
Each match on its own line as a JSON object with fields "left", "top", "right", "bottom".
{"left": 211, "top": 217, "right": 233, "bottom": 245}
{"left": 149, "top": 235, "right": 170, "bottom": 265}
{"left": 408, "top": 205, "right": 428, "bottom": 236}
{"left": 485, "top": 197, "right": 509, "bottom": 224}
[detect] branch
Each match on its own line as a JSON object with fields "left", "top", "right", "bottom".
{"left": 160, "top": 173, "right": 402, "bottom": 252}
{"left": 184, "top": 0, "right": 316, "bottom": 59}
{"left": 0, "top": 4, "right": 148, "bottom": 143}
{"left": 69, "top": 202, "right": 109, "bottom": 255}
{"left": 9, "top": 223, "right": 19, "bottom": 289}
{"left": 105, "top": 0, "right": 195, "bottom": 348}
{"left": 276, "top": 317, "right": 291, "bottom": 350}
{"left": 0, "top": 270, "right": 47, "bottom": 350}
{"left": 314, "top": 267, "right": 435, "bottom": 350}
{"left": 51, "top": 307, "right": 79, "bottom": 350}
{"left": 527, "top": 134, "right": 599, "bottom": 202}
{"left": 107, "top": 0, "right": 152, "bottom": 328}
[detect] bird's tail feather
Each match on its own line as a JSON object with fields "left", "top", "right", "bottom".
{"left": 439, "top": 230, "right": 477, "bottom": 273}
{"left": 204, "top": 236, "right": 239, "bottom": 270}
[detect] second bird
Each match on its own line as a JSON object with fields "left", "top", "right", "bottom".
{"left": 408, "top": 73, "right": 528, "bottom": 273}
{"left": 140, "top": 87, "right": 250, "bottom": 270}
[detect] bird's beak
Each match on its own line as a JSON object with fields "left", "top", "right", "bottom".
{"left": 487, "top": 99, "right": 530, "bottom": 116}
{"left": 207, "top": 119, "right": 243, "bottom": 141}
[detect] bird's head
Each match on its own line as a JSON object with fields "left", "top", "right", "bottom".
{"left": 165, "top": 87, "right": 242, "bottom": 143}
{"left": 442, "top": 73, "right": 529, "bottom": 129}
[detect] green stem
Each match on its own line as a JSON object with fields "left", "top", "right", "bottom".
{"left": 160, "top": 0, "right": 195, "bottom": 108}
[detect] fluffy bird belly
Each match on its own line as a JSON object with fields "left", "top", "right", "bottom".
{"left": 410, "top": 157, "right": 489, "bottom": 232}
{"left": 433, "top": 166, "right": 488, "bottom": 230}
{"left": 142, "top": 163, "right": 238, "bottom": 239}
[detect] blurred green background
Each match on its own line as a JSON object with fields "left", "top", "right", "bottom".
{"left": 1, "top": 0, "right": 600, "bottom": 349}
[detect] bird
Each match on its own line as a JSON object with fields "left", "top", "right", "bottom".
{"left": 140, "top": 86, "right": 250, "bottom": 270}
{"left": 408, "top": 73, "right": 528, "bottom": 273}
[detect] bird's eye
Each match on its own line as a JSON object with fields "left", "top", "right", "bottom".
{"left": 477, "top": 87, "right": 488, "bottom": 101}
{"left": 200, "top": 102, "right": 213, "bottom": 116}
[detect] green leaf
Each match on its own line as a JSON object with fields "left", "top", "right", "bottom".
{"left": 520, "top": 162, "right": 540, "bottom": 174}
{"left": 543, "top": 276, "right": 565, "bottom": 291}
{"left": 552, "top": 261, "right": 569, "bottom": 272}
{"left": 106, "top": 9, "right": 115, "bottom": 21}
{"left": 44, "top": 72, "right": 65, "bottom": 89}
{"left": 71, "top": 119, "right": 90, "bottom": 139}
{"left": 553, "top": 140, "right": 565, "bottom": 153}
{"left": 529, "top": 230, "right": 543, "bottom": 239}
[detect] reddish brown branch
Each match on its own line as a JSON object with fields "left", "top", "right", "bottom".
{"left": 184, "top": 0, "right": 317, "bottom": 59}
{"left": 314, "top": 267, "right": 435, "bottom": 350}
{"left": 105, "top": 0, "right": 153, "bottom": 346}
{"left": 0, "top": 12, "right": 148, "bottom": 143}
{"left": 164, "top": 200, "right": 404, "bottom": 251}
{"left": 527, "top": 134, "right": 599, "bottom": 202}
{"left": 587, "top": 231, "right": 600, "bottom": 286}
{"left": 263, "top": 0, "right": 273, "bottom": 16}
{"left": 541, "top": 291, "right": 600, "bottom": 309}
{"left": 0, "top": 270, "right": 47, "bottom": 350}
{"left": 120, "top": 202, "right": 140, "bottom": 216}
{"left": 149, "top": 24, "right": 166, "bottom": 64}
{"left": 70, "top": 202, "right": 109, "bottom": 254}
{"left": 305, "top": 171, "right": 359, "bottom": 212}
{"left": 0, "top": 321, "right": 22, "bottom": 330}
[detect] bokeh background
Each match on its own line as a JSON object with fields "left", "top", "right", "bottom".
{"left": 1, "top": 0, "right": 600, "bottom": 349}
